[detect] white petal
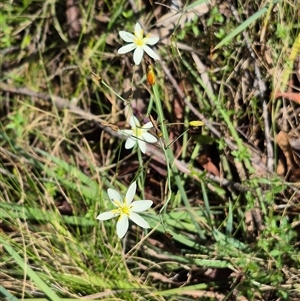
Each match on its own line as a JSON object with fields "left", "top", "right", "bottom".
{"left": 107, "top": 188, "right": 122, "bottom": 205}
{"left": 138, "top": 139, "right": 147, "bottom": 154}
{"left": 119, "top": 129, "right": 133, "bottom": 136}
{"left": 142, "top": 121, "right": 153, "bottom": 129}
{"left": 143, "top": 45, "right": 160, "bottom": 61}
{"left": 129, "top": 115, "right": 140, "bottom": 128}
{"left": 142, "top": 132, "right": 158, "bottom": 143}
{"left": 126, "top": 181, "right": 136, "bottom": 205}
{"left": 144, "top": 36, "right": 159, "bottom": 45}
{"left": 129, "top": 212, "right": 150, "bottom": 229}
{"left": 96, "top": 211, "right": 115, "bottom": 220}
{"left": 134, "top": 22, "right": 142, "bottom": 34}
{"left": 117, "top": 215, "right": 129, "bottom": 238}
{"left": 119, "top": 31, "right": 135, "bottom": 42}
{"left": 125, "top": 137, "right": 137, "bottom": 149}
{"left": 133, "top": 47, "right": 144, "bottom": 65}
{"left": 131, "top": 200, "right": 153, "bottom": 212}
{"left": 118, "top": 43, "right": 136, "bottom": 54}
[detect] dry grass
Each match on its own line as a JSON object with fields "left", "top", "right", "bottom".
{"left": 1, "top": 0, "right": 300, "bottom": 300}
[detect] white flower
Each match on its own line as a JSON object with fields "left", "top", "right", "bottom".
{"left": 96, "top": 181, "right": 153, "bottom": 238}
{"left": 117, "top": 22, "right": 160, "bottom": 65}
{"left": 119, "top": 115, "right": 158, "bottom": 154}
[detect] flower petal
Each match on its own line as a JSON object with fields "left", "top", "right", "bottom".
{"left": 142, "top": 132, "right": 158, "bottom": 143}
{"left": 119, "top": 31, "right": 135, "bottom": 42}
{"left": 118, "top": 43, "right": 136, "bottom": 54}
{"left": 117, "top": 214, "right": 129, "bottom": 238}
{"left": 126, "top": 181, "right": 136, "bottom": 205}
{"left": 107, "top": 188, "right": 122, "bottom": 205}
{"left": 143, "top": 45, "right": 160, "bottom": 61}
{"left": 129, "top": 115, "right": 140, "bottom": 128}
{"left": 125, "top": 137, "right": 137, "bottom": 149}
{"left": 119, "top": 129, "right": 134, "bottom": 136}
{"left": 144, "top": 36, "right": 159, "bottom": 45}
{"left": 133, "top": 47, "right": 144, "bottom": 65}
{"left": 142, "top": 121, "right": 153, "bottom": 129}
{"left": 131, "top": 200, "right": 153, "bottom": 212}
{"left": 134, "top": 22, "right": 142, "bottom": 35}
{"left": 129, "top": 212, "right": 150, "bottom": 229}
{"left": 96, "top": 211, "right": 115, "bottom": 220}
{"left": 137, "top": 139, "right": 147, "bottom": 154}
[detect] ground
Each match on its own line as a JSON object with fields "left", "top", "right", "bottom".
{"left": 1, "top": 0, "right": 300, "bottom": 300}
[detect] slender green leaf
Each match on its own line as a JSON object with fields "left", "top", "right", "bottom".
{"left": 213, "top": 6, "right": 268, "bottom": 50}
{"left": 0, "top": 236, "right": 63, "bottom": 301}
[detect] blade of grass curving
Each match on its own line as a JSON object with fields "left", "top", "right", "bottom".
{"left": 200, "top": 180, "right": 213, "bottom": 228}
{"left": 0, "top": 202, "right": 95, "bottom": 226}
{"left": 58, "top": 272, "right": 147, "bottom": 290}
{"left": 50, "top": 0, "right": 68, "bottom": 43}
{"left": 152, "top": 282, "right": 225, "bottom": 297}
{"left": 146, "top": 211, "right": 204, "bottom": 249}
{"left": 107, "top": 3, "right": 123, "bottom": 30}
{"left": 168, "top": 210, "right": 207, "bottom": 232}
{"left": 0, "top": 285, "right": 20, "bottom": 301}
{"left": 34, "top": 148, "right": 102, "bottom": 204}
{"left": 0, "top": 235, "right": 63, "bottom": 301}
{"left": 213, "top": 6, "right": 268, "bottom": 51}
{"left": 0, "top": 132, "right": 102, "bottom": 204}
{"left": 147, "top": 242, "right": 233, "bottom": 269}
{"left": 212, "top": 228, "right": 246, "bottom": 249}
{"left": 185, "top": 0, "right": 210, "bottom": 11}
{"left": 35, "top": 148, "right": 98, "bottom": 190}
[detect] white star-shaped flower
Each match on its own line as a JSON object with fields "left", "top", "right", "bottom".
{"left": 96, "top": 181, "right": 153, "bottom": 239}
{"left": 119, "top": 115, "right": 158, "bottom": 154}
{"left": 117, "top": 22, "right": 160, "bottom": 65}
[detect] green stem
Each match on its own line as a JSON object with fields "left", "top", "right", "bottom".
{"left": 152, "top": 84, "right": 205, "bottom": 240}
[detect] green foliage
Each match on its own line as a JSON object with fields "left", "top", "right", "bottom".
{"left": 207, "top": 7, "right": 224, "bottom": 27}
{"left": 1, "top": 0, "right": 300, "bottom": 300}
{"left": 6, "top": 111, "right": 27, "bottom": 139}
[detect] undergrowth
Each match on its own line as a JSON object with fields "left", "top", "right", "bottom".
{"left": 1, "top": 0, "right": 300, "bottom": 300}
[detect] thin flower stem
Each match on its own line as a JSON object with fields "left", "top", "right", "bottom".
{"left": 146, "top": 92, "right": 155, "bottom": 116}
{"left": 101, "top": 79, "right": 128, "bottom": 104}
{"left": 137, "top": 146, "right": 146, "bottom": 200}
{"left": 151, "top": 83, "right": 205, "bottom": 239}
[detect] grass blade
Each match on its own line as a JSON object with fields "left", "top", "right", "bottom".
{"left": 0, "top": 235, "right": 63, "bottom": 301}
{"left": 213, "top": 6, "right": 268, "bottom": 50}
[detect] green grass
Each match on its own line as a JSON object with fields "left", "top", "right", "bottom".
{"left": 1, "top": 0, "right": 300, "bottom": 300}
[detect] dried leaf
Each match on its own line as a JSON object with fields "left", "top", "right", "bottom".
{"left": 157, "top": 2, "right": 209, "bottom": 41}
{"left": 274, "top": 91, "right": 300, "bottom": 104}
{"left": 276, "top": 131, "right": 298, "bottom": 172}
{"left": 198, "top": 155, "right": 220, "bottom": 176}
